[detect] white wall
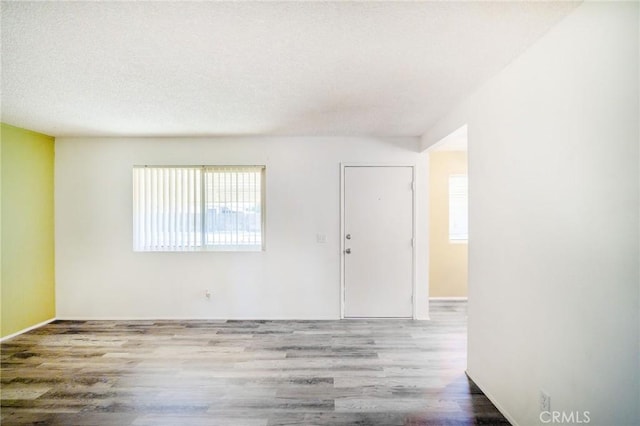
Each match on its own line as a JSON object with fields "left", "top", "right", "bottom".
{"left": 55, "top": 137, "right": 429, "bottom": 320}
{"left": 423, "top": 2, "right": 639, "bottom": 425}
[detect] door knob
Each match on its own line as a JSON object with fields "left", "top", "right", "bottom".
{"left": 346, "top": 234, "right": 351, "bottom": 240}
{"left": 345, "top": 248, "right": 351, "bottom": 254}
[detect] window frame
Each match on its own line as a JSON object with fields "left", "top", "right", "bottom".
{"left": 132, "top": 165, "right": 266, "bottom": 252}
{"left": 448, "top": 174, "right": 468, "bottom": 243}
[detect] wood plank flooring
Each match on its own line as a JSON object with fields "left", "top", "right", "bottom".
{"left": 1, "top": 301, "right": 509, "bottom": 425}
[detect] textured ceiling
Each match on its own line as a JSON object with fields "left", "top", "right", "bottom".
{"left": 1, "top": 1, "right": 579, "bottom": 138}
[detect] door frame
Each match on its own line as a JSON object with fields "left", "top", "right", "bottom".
{"left": 340, "top": 163, "right": 417, "bottom": 319}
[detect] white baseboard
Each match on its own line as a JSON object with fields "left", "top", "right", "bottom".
{"left": 55, "top": 316, "right": 339, "bottom": 321}
{"left": 0, "top": 318, "right": 56, "bottom": 342}
{"left": 466, "top": 370, "right": 519, "bottom": 426}
{"left": 430, "top": 297, "right": 468, "bottom": 301}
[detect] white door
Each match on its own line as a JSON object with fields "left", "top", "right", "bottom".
{"left": 343, "top": 166, "right": 414, "bottom": 318}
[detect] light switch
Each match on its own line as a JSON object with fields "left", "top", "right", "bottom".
{"left": 316, "top": 233, "right": 327, "bottom": 243}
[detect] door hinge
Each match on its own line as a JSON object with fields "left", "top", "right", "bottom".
{"left": 411, "top": 181, "right": 416, "bottom": 191}
{"left": 411, "top": 238, "right": 415, "bottom": 247}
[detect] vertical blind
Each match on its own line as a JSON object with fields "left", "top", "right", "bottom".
{"left": 448, "top": 175, "right": 468, "bottom": 241}
{"left": 133, "top": 166, "right": 264, "bottom": 251}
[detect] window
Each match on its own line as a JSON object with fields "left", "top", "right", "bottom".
{"left": 449, "top": 175, "right": 468, "bottom": 242}
{"left": 133, "top": 166, "right": 265, "bottom": 251}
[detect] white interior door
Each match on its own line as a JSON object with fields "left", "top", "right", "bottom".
{"left": 343, "top": 166, "right": 414, "bottom": 318}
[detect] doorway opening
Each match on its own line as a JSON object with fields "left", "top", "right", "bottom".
{"left": 427, "top": 125, "right": 469, "bottom": 303}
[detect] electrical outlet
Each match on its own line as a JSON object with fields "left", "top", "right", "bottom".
{"left": 539, "top": 390, "right": 550, "bottom": 412}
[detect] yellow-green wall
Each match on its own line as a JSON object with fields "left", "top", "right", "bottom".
{"left": 429, "top": 151, "right": 468, "bottom": 297}
{"left": 1, "top": 123, "right": 55, "bottom": 338}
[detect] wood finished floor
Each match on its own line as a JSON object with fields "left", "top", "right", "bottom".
{"left": 1, "top": 301, "right": 509, "bottom": 425}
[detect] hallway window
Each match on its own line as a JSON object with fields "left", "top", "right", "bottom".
{"left": 449, "top": 175, "right": 468, "bottom": 242}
